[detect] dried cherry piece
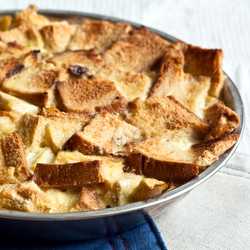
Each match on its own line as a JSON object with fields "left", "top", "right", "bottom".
{"left": 68, "top": 65, "right": 89, "bottom": 76}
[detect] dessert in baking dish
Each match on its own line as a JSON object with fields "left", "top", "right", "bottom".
{"left": 0, "top": 5, "right": 240, "bottom": 213}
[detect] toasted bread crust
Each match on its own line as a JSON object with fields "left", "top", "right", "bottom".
{"left": 77, "top": 186, "right": 102, "bottom": 210}
{"left": 40, "top": 107, "right": 89, "bottom": 123}
{"left": 33, "top": 161, "right": 105, "bottom": 188}
{"left": 131, "top": 178, "right": 168, "bottom": 202}
{"left": 0, "top": 21, "right": 44, "bottom": 49}
{"left": 1, "top": 132, "right": 31, "bottom": 182}
{"left": 127, "top": 137, "right": 195, "bottom": 163}
{"left": 123, "top": 153, "right": 143, "bottom": 175}
{"left": 124, "top": 153, "right": 199, "bottom": 185}
{"left": 95, "top": 96, "right": 128, "bottom": 114}
{"left": 164, "top": 41, "right": 225, "bottom": 97}
{"left": 143, "top": 157, "right": 199, "bottom": 185}
{"left": 14, "top": 91, "right": 51, "bottom": 107}
{"left": 183, "top": 44, "right": 224, "bottom": 98}
{"left": 10, "top": 4, "right": 49, "bottom": 29}
{"left": 19, "top": 50, "right": 38, "bottom": 67}
{"left": 125, "top": 137, "right": 199, "bottom": 184}
{"left": 18, "top": 113, "right": 46, "bottom": 146}
{"left": 63, "top": 131, "right": 103, "bottom": 155}
{"left": 35, "top": 108, "right": 87, "bottom": 152}
{"left": 0, "top": 90, "right": 40, "bottom": 114}
{"left": 103, "top": 26, "right": 171, "bottom": 72}
{"left": 56, "top": 77, "right": 127, "bottom": 114}
{"left": 64, "top": 111, "right": 141, "bottom": 155}
{"left": 1, "top": 62, "right": 68, "bottom": 107}
{"left": 0, "top": 182, "right": 50, "bottom": 212}
{"left": 40, "top": 24, "right": 75, "bottom": 52}
{"left": 149, "top": 60, "right": 211, "bottom": 116}
{"left": 67, "top": 19, "right": 132, "bottom": 52}
{"left": 192, "top": 134, "right": 240, "bottom": 167}
{"left": 96, "top": 64, "right": 153, "bottom": 101}
{"left": 204, "top": 101, "right": 240, "bottom": 140}
{"left": 126, "top": 96, "right": 211, "bottom": 139}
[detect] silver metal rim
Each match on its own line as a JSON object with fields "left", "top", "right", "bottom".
{"left": 0, "top": 10, "right": 245, "bottom": 221}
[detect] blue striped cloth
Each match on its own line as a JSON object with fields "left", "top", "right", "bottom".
{"left": 0, "top": 213, "right": 167, "bottom": 250}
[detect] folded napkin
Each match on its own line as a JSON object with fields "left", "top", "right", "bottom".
{"left": 0, "top": 213, "right": 167, "bottom": 250}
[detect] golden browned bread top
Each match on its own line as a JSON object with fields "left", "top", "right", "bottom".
{"left": 125, "top": 96, "right": 211, "bottom": 140}
{"left": 64, "top": 111, "right": 141, "bottom": 155}
{"left": 0, "top": 182, "right": 50, "bottom": 212}
{"left": 67, "top": 19, "right": 132, "bottom": 52}
{"left": 192, "top": 134, "right": 240, "bottom": 167}
{"left": 149, "top": 60, "right": 211, "bottom": 117}
{"left": 40, "top": 23, "right": 76, "bottom": 53}
{"left": 127, "top": 138, "right": 195, "bottom": 163}
{"left": 1, "top": 61, "right": 69, "bottom": 107}
{"left": 204, "top": 101, "right": 240, "bottom": 140}
{"left": 96, "top": 64, "right": 153, "bottom": 101}
{"left": 103, "top": 26, "right": 171, "bottom": 72}
{"left": 56, "top": 77, "right": 128, "bottom": 114}
{"left": 0, "top": 21, "right": 44, "bottom": 49}
{"left": 164, "top": 41, "right": 225, "bottom": 98}
{"left": 10, "top": 4, "right": 49, "bottom": 29}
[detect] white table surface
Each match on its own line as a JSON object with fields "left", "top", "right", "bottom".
{"left": 1, "top": 1, "right": 250, "bottom": 249}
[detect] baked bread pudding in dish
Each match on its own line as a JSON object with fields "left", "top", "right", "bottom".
{"left": 0, "top": 5, "right": 240, "bottom": 213}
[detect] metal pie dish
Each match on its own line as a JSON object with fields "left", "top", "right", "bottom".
{"left": 0, "top": 10, "right": 245, "bottom": 242}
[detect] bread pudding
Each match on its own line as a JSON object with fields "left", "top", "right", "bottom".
{"left": 0, "top": 5, "right": 240, "bottom": 213}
